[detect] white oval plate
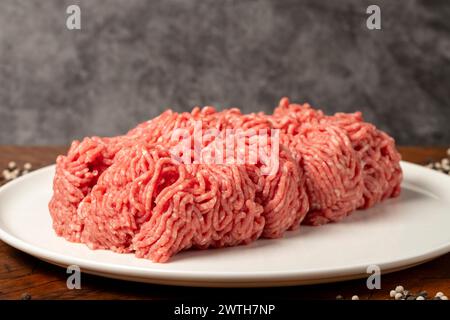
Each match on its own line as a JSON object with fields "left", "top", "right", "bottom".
{"left": 0, "top": 162, "right": 449, "bottom": 287}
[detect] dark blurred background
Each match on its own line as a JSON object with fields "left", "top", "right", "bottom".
{"left": 0, "top": 0, "right": 449, "bottom": 145}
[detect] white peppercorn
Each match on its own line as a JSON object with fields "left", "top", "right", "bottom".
{"left": 8, "top": 161, "right": 16, "bottom": 170}
{"left": 394, "top": 292, "right": 403, "bottom": 300}
{"left": 11, "top": 168, "right": 20, "bottom": 177}
{"left": 418, "top": 290, "right": 428, "bottom": 298}
{"left": 21, "top": 293, "right": 32, "bottom": 300}
{"left": 395, "top": 285, "right": 404, "bottom": 293}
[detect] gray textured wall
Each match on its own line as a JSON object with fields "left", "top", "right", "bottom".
{"left": 0, "top": 0, "right": 449, "bottom": 145}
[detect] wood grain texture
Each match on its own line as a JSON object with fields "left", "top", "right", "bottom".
{"left": 0, "top": 146, "right": 449, "bottom": 300}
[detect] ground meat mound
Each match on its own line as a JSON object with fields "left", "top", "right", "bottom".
{"left": 49, "top": 137, "right": 116, "bottom": 241}
{"left": 269, "top": 97, "right": 402, "bottom": 225}
{"left": 324, "top": 112, "right": 402, "bottom": 208}
{"left": 49, "top": 98, "right": 402, "bottom": 262}
{"left": 78, "top": 144, "right": 265, "bottom": 262}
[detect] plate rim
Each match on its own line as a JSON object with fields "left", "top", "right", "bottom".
{"left": 0, "top": 161, "right": 449, "bottom": 286}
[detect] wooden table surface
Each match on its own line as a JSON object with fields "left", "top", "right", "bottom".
{"left": 0, "top": 146, "right": 449, "bottom": 300}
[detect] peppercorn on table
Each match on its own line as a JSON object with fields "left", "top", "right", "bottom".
{"left": 0, "top": 146, "right": 449, "bottom": 300}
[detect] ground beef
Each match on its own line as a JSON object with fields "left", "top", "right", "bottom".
{"left": 324, "top": 112, "right": 402, "bottom": 208}
{"left": 78, "top": 144, "right": 265, "bottom": 262}
{"left": 215, "top": 110, "right": 309, "bottom": 237}
{"left": 49, "top": 136, "right": 117, "bottom": 241}
{"left": 77, "top": 137, "right": 306, "bottom": 262}
{"left": 270, "top": 97, "right": 402, "bottom": 225}
{"left": 49, "top": 107, "right": 226, "bottom": 243}
{"left": 49, "top": 98, "right": 402, "bottom": 262}
{"left": 290, "top": 123, "right": 364, "bottom": 225}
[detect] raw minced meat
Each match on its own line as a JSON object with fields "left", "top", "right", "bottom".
{"left": 49, "top": 97, "right": 402, "bottom": 262}
{"left": 270, "top": 97, "right": 402, "bottom": 225}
